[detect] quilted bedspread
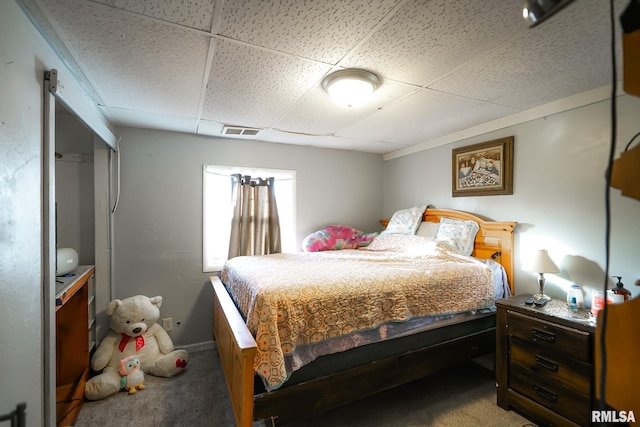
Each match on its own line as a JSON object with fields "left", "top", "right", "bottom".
{"left": 220, "top": 241, "right": 494, "bottom": 390}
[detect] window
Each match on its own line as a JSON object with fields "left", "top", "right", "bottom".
{"left": 203, "top": 165, "right": 296, "bottom": 272}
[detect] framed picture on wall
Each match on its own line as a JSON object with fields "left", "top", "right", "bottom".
{"left": 452, "top": 136, "right": 514, "bottom": 197}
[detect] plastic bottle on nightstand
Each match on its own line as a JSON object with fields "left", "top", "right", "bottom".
{"left": 566, "top": 284, "right": 584, "bottom": 308}
{"left": 570, "top": 297, "right": 578, "bottom": 312}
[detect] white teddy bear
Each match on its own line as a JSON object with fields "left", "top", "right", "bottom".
{"left": 84, "top": 295, "right": 189, "bottom": 401}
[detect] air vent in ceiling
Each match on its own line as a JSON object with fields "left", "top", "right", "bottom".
{"left": 222, "top": 125, "right": 261, "bottom": 136}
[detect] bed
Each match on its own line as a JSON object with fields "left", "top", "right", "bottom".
{"left": 210, "top": 208, "right": 516, "bottom": 426}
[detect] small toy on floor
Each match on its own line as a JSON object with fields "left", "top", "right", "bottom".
{"left": 119, "top": 355, "right": 145, "bottom": 394}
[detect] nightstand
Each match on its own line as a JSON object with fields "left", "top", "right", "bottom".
{"left": 496, "top": 294, "right": 595, "bottom": 427}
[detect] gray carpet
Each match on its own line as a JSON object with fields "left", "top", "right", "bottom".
{"left": 75, "top": 346, "right": 535, "bottom": 427}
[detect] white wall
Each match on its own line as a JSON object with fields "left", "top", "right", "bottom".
{"left": 112, "top": 127, "right": 383, "bottom": 346}
{"left": 383, "top": 94, "right": 640, "bottom": 302}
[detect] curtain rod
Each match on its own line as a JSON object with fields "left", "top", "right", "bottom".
{"left": 205, "top": 170, "right": 297, "bottom": 182}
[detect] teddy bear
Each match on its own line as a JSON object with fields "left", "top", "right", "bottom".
{"left": 119, "top": 355, "right": 145, "bottom": 394}
{"left": 84, "top": 295, "right": 189, "bottom": 401}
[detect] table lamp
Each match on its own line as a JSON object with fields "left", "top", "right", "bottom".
{"left": 525, "top": 249, "right": 560, "bottom": 301}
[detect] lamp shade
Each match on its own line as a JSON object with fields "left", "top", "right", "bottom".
{"left": 525, "top": 249, "right": 560, "bottom": 273}
{"left": 322, "top": 69, "right": 380, "bottom": 108}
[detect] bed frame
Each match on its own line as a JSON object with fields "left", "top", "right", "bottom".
{"left": 211, "top": 208, "right": 516, "bottom": 426}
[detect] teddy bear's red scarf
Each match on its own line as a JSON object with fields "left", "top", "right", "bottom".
{"left": 119, "top": 333, "right": 145, "bottom": 353}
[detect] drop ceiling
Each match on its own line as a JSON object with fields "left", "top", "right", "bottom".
{"left": 19, "top": 0, "right": 627, "bottom": 155}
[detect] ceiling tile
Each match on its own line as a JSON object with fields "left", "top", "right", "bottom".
{"left": 93, "top": 0, "right": 216, "bottom": 31}
{"left": 259, "top": 129, "right": 375, "bottom": 152}
{"left": 337, "top": 89, "right": 521, "bottom": 144}
{"left": 42, "top": 0, "right": 209, "bottom": 117}
{"left": 202, "top": 39, "right": 332, "bottom": 129}
{"left": 356, "top": 140, "right": 410, "bottom": 154}
{"left": 430, "top": 0, "right": 624, "bottom": 110}
{"left": 196, "top": 120, "right": 225, "bottom": 136}
{"left": 343, "top": 0, "right": 527, "bottom": 87}
{"left": 217, "top": 0, "right": 398, "bottom": 64}
{"left": 106, "top": 106, "right": 198, "bottom": 134}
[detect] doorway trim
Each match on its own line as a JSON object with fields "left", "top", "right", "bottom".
{"left": 43, "top": 68, "right": 117, "bottom": 425}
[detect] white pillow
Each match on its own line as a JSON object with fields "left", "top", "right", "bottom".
{"left": 415, "top": 221, "right": 440, "bottom": 239}
{"left": 380, "top": 205, "right": 426, "bottom": 236}
{"left": 435, "top": 217, "right": 479, "bottom": 256}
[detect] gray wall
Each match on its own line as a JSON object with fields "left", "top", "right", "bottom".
{"left": 383, "top": 94, "right": 640, "bottom": 301}
{"left": 112, "top": 127, "right": 383, "bottom": 347}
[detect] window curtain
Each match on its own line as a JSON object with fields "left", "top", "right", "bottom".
{"left": 228, "top": 174, "right": 281, "bottom": 259}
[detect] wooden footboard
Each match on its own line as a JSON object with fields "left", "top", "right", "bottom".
{"left": 211, "top": 276, "right": 256, "bottom": 427}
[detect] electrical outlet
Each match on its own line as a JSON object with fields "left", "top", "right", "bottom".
{"left": 162, "top": 317, "right": 173, "bottom": 331}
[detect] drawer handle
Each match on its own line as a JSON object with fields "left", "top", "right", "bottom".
{"left": 534, "top": 385, "right": 558, "bottom": 402}
{"left": 535, "top": 355, "right": 558, "bottom": 372}
{"left": 532, "top": 328, "right": 555, "bottom": 343}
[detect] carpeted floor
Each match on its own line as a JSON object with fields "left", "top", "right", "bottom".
{"left": 75, "top": 347, "right": 235, "bottom": 427}
{"left": 75, "top": 346, "right": 535, "bottom": 427}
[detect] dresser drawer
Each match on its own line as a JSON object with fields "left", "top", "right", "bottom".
{"left": 508, "top": 311, "right": 592, "bottom": 363}
{"left": 510, "top": 337, "right": 591, "bottom": 395}
{"left": 511, "top": 364, "right": 591, "bottom": 425}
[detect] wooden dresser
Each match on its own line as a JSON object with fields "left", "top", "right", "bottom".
{"left": 496, "top": 294, "right": 595, "bottom": 427}
{"left": 55, "top": 265, "right": 96, "bottom": 427}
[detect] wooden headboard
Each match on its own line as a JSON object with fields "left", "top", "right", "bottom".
{"left": 381, "top": 208, "right": 517, "bottom": 295}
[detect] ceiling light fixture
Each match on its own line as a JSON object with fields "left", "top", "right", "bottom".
{"left": 322, "top": 69, "right": 380, "bottom": 108}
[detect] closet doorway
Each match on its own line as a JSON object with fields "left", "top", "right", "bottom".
{"left": 43, "top": 69, "right": 116, "bottom": 426}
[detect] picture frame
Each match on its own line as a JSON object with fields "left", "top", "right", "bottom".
{"left": 452, "top": 136, "right": 514, "bottom": 197}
